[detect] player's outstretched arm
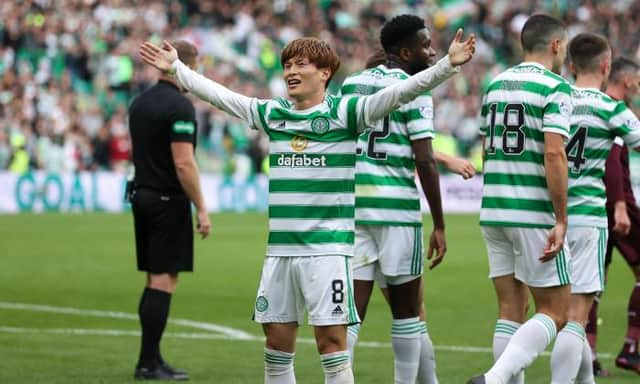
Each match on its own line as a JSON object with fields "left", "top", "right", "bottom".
{"left": 360, "top": 29, "right": 475, "bottom": 127}
{"left": 435, "top": 151, "right": 475, "bottom": 179}
{"left": 140, "top": 40, "right": 259, "bottom": 124}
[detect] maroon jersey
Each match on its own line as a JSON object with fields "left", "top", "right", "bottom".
{"left": 605, "top": 141, "right": 637, "bottom": 208}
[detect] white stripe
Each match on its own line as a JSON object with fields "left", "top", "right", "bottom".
{"left": 497, "top": 69, "right": 564, "bottom": 88}
{"left": 269, "top": 192, "right": 354, "bottom": 206}
{"left": 568, "top": 214, "right": 608, "bottom": 228}
{"left": 484, "top": 160, "right": 544, "bottom": 176}
{"left": 372, "top": 142, "right": 414, "bottom": 158}
{"left": 0, "top": 325, "right": 615, "bottom": 359}
{"left": 355, "top": 208, "right": 419, "bottom": 223}
{"left": 480, "top": 208, "right": 555, "bottom": 226}
{"left": 482, "top": 185, "right": 549, "bottom": 200}
{"left": 0, "top": 301, "right": 253, "bottom": 339}
{"left": 266, "top": 244, "right": 353, "bottom": 257}
{"left": 484, "top": 90, "right": 545, "bottom": 108}
{"left": 269, "top": 218, "right": 354, "bottom": 232}
{"left": 270, "top": 166, "right": 353, "bottom": 180}
{"left": 357, "top": 161, "right": 415, "bottom": 179}
{"left": 270, "top": 141, "right": 355, "bottom": 154}
{"left": 356, "top": 185, "right": 419, "bottom": 199}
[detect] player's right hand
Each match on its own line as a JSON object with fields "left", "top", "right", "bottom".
{"left": 447, "top": 157, "right": 476, "bottom": 179}
{"left": 139, "top": 40, "right": 178, "bottom": 73}
{"left": 613, "top": 202, "right": 631, "bottom": 236}
{"left": 448, "top": 29, "right": 476, "bottom": 66}
{"left": 427, "top": 228, "right": 446, "bottom": 269}
{"left": 541, "top": 222, "right": 566, "bottom": 262}
{"left": 196, "top": 209, "right": 211, "bottom": 239}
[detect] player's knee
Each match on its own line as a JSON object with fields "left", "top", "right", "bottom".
{"left": 546, "top": 311, "right": 568, "bottom": 330}
{"left": 147, "top": 273, "right": 175, "bottom": 293}
{"left": 316, "top": 332, "right": 345, "bottom": 354}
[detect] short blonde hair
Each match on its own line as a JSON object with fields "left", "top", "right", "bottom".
{"left": 280, "top": 38, "right": 340, "bottom": 88}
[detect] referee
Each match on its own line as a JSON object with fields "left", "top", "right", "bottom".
{"left": 129, "top": 40, "right": 210, "bottom": 380}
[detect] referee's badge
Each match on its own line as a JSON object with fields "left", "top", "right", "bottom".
{"left": 291, "top": 135, "right": 308, "bottom": 152}
{"left": 311, "top": 116, "right": 330, "bottom": 135}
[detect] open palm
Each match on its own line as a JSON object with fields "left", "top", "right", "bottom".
{"left": 448, "top": 29, "right": 476, "bottom": 66}
{"left": 139, "top": 40, "right": 178, "bottom": 72}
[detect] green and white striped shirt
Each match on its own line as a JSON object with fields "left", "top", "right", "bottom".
{"left": 171, "top": 56, "right": 459, "bottom": 256}
{"left": 568, "top": 86, "right": 640, "bottom": 227}
{"left": 341, "top": 65, "right": 434, "bottom": 227}
{"left": 479, "top": 62, "right": 573, "bottom": 228}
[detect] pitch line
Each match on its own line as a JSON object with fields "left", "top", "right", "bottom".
{"left": 0, "top": 302, "right": 614, "bottom": 359}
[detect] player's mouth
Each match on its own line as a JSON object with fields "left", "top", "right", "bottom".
{"left": 287, "top": 79, "right": 302, "bottom": 89}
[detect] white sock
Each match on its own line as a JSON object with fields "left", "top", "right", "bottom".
{"left": 265, "top": 348, "right": 296, "bottom": 384}
{"left": 346, "top": 323, "right": 360, "bottom": 365}
{"left": 485, "top": 313, "right": 557, "bottom": 384}
{"left": 551, "top": 322, "right": 585, "bottom": 384}
{"left": 575, "top": 337, "right": 596, "bottom": 384}
{"left": 391, "top": 317, "right": 421, "bottom": 384}
{"left": 416, "top": 321, "right": 439, "bottom": 384}
{"left": 493, "top": 320, "right": 524, "bottom": 384}
{"left": 321, "top": 350, "right": 353, "bottom": 384}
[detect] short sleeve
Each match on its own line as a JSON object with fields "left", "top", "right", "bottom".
{"left": 402, "top": 91, "right": 435, "bottom": 141}
{"left": 542, "top": 81, "right": 572, "bottom": 138}
{"left": 169, "top": 99, "right": 197, "bottom": 143}
{"left": 609, "top": 101, "right": 640, "bottom": 149}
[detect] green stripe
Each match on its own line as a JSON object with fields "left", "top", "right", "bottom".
{"left": 268, "top": 231, "right": 354, "bottom": 245}
{"left": 355, "top": 220, "right": 421, "bottom": 227}
{"left": 270, "top": 179, "right": 354, "bottom": 193}
{"left": 269, "top": 153, "right": 355, "bottom": 167}
{"left": 567, "top": 205, "right": 606, "bottom": 217}
{"left": 347, "top": 96, "right": 359, "bottom": 134}
{"left": 357, "top": 153, "right": 415, "bottom": 169}
{"left": 356, "top": 174, "right": 414, "bottom": 187}
{"left": 484, "top": 173, "right": 547, "bottom": 187}
{"left": 495, "top": 324, "right": 519, "bottom": 333}
{"left": 484, "top": 150, "right": 544, "bottom": 163}
{"left": 344, "top": 257, "right": 358, "bottom": 324}
{"left": 268, "top": 128, "right": 355, "bottom": 143}
{"left": 568, "top": 186, "right": 605, "bottom": 198}
{"left": 490, "top": 123, "right": 545, "bottom": 142}
{"left": 555, "top": 249, "right": 570, "bottom": 285}
{"left": 269, "top": 205, "right": 354, "bottom": 219}
{"left": 481, "top": 197, "right": 553, "bottom": 212}
{"left": 487, "top": 81, "right": 552, "bottom": 99}
{"left": 570, "top": 124, "right": 614, "bottom": 139}
{"left": 269, "top": 107, "right": 338, "bottom": 122}
{"left": 256, "top": 102, "right": 270, "bottom": 131}
{"left": 355, "top": 197, "right": 419, "bottom": 210}
{"left": 569, "top": 168, "right": 605, "bottom": 179}
{"left": 479, "top": 220, "right": 553, "bottom": 229}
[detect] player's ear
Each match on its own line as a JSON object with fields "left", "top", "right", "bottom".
{"left": 399, "top": 47, "right": 411, "bottom": 62}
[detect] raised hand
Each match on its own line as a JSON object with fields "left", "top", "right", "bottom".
{"left": 139, "top": 40, "right": 179, "bottom": 73}
{"left": 448, "top": 28, "right": 476, "bottom": 66}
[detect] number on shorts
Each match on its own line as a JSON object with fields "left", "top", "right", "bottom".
{"left": 331, "top": 279, "right": 344, "bottom": 303}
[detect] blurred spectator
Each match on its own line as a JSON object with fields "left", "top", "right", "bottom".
{"left": 1, "top": 0, "right": 639, "bottom": 176}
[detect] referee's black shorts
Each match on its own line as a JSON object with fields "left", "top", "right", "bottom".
{"left": 132, "top": 188, "right": 194, "bottom": 273}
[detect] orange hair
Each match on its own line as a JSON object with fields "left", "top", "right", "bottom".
{"left": 281, "top": 37, "right": 341, "bottom": 87}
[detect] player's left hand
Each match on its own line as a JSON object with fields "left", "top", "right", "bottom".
{"left": 139, "top": 40, "right": 178, "bottom": 73}
{"left": 427, "top": 228, "right": 447, "bottom": 269}
{"left": 446, "top": 157, "right": 476, "bottom": 179}
{"left": 448, "top": 28, "right": 476, "bottom": 66}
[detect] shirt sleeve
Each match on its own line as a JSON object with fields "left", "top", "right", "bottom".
{"left": 402, "top": 92, "right": 435, "bottom": 141}
{"left": 609, "top": 102, "right": 640, "bottom": 149}
{"left": 170, "top": 59, "right": 266, "bottom": 130}
{"left": 358, "top": 55, "right": 460, "bottom": 128}
{"left": 542, "top": 81, "right": 572, "bottom": 138}
{"left": 169, "top": 99, "right": 197, "bottom": 143}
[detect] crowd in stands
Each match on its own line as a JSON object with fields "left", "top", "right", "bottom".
{"left": 2, "top": 0, "right": 640, "bottom": 177}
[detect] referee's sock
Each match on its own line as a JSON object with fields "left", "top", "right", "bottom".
{"left": 137, "top": 287, "right": 172, "bottom": 369}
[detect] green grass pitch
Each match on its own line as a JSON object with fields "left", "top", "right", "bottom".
{"left": 0, "top": 213, "right": 638, "bottom": 383}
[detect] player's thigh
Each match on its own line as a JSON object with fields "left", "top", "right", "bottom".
{"left": 481, "top": 226, "right": 515, "bottom": 279}
{"left": 378, "top": 225, "right": 424, "bottom": 277}
{"left": 508, "top": 227, "right": 571, "bottom": 288}
{"left": 254, "top": 257, "right": 303, "bottom": 325}
{"left": 354, "top": 225, "right": 380, "bottom": 271}
{"left": 297, "top": 255, "right": 359, "bottom": 327}
{"left": 568, "top": 227, "right": 607, "bottom": 295}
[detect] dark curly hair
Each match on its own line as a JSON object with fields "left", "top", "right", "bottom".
{"left": 380, "top": 14, "right": 426, "bottom": 54}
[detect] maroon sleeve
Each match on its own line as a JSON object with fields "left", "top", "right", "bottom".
{"left": 604, "top": 143, "right": 625, "bottom": 207}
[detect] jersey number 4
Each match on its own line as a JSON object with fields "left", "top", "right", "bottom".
{"left": 357, "top": 116, "right": 390, "bottom": 159}
{"left": 486, "top": 103, "right": 526, "bottom": 155}
{"left": 566, "top": 126, "right": 587, "bottom": 174}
